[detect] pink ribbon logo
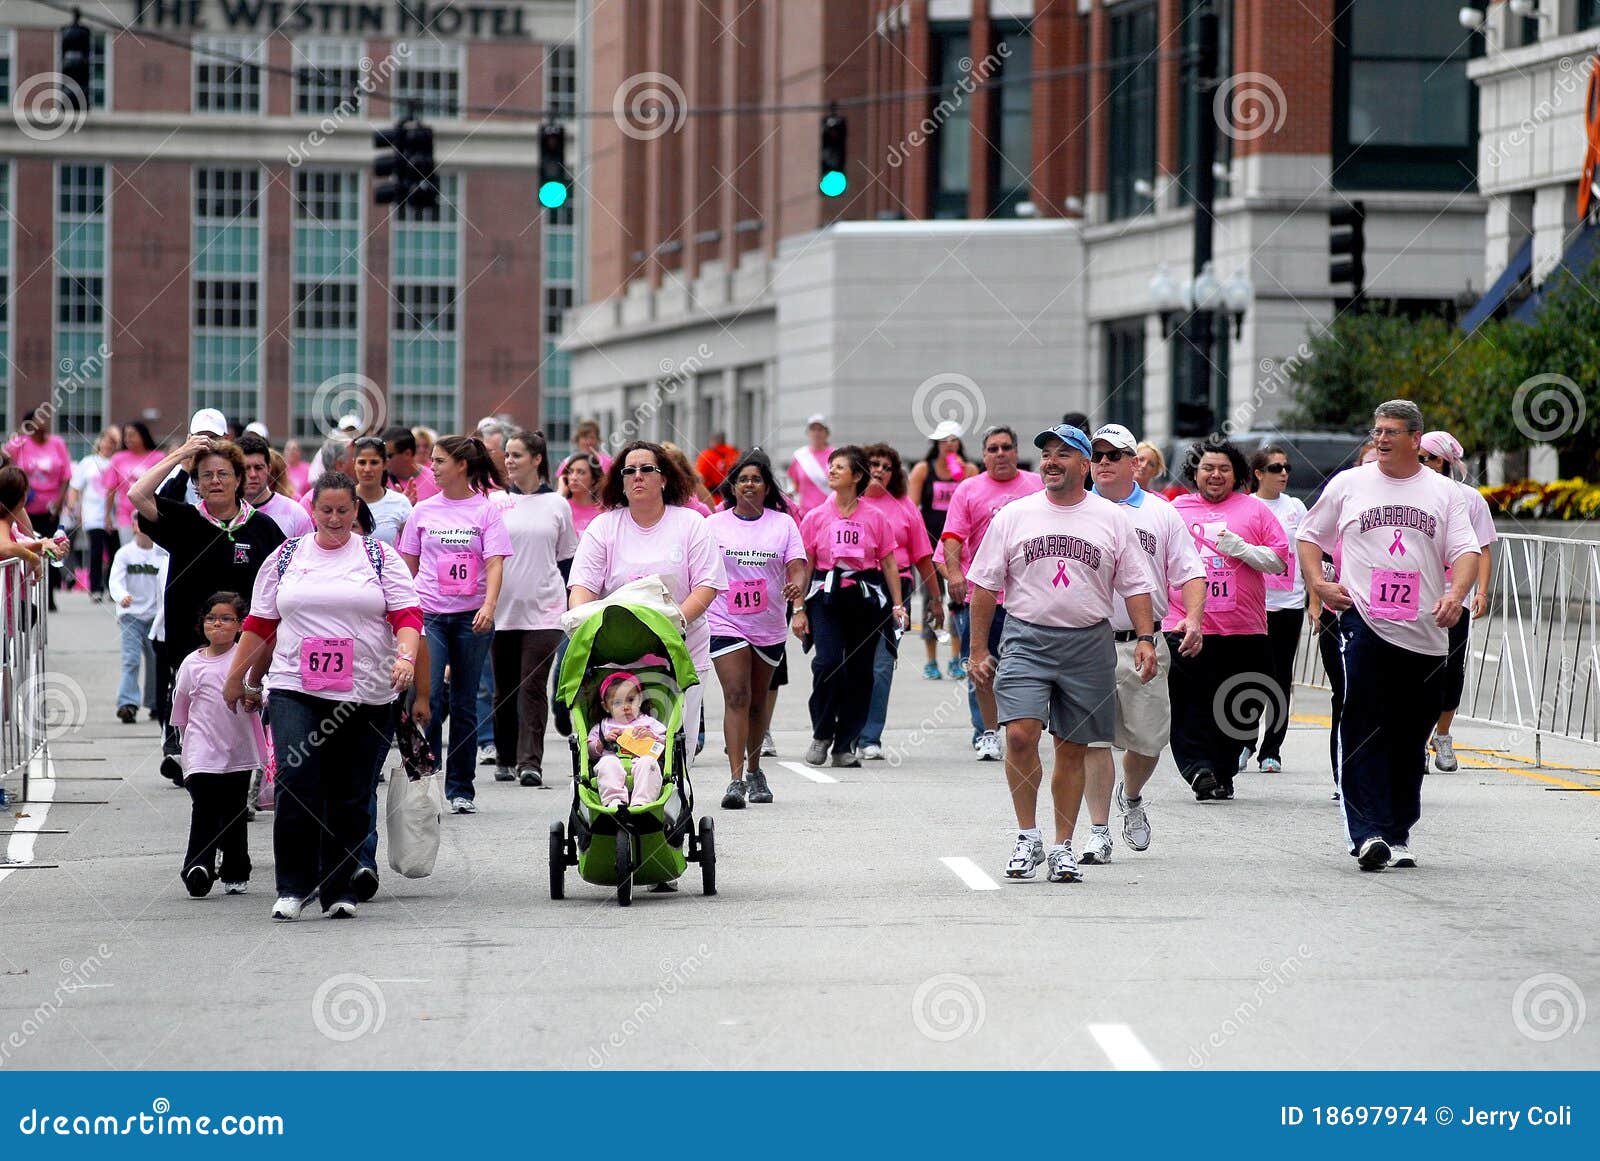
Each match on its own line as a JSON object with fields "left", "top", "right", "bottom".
{"left": 1052, "top": 560, "right": 1070, "bottom": 589}
{"left": 1388, "top": 530, "right": 1406, "bottom": 557}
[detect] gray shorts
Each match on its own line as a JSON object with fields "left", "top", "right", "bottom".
{"left": 993, "top": 616, "right": 1116, "bottom": 744}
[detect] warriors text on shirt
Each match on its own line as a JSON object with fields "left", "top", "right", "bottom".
{"left": 1021, "top": 534, "right": 1103, "bottom": 570}
{"left": 1357, "top": 505, "right": 1437, "bottom": 538}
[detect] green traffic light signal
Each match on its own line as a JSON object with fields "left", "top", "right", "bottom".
{"left": 539, "top": 181, "right": 569, "bottom": 209}
{"left": 820, "top": 170, "right": 847, "bottom": 198}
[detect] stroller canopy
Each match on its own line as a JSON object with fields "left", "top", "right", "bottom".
{"left": 557, "top": 602, "right": 700, "bottom": 707}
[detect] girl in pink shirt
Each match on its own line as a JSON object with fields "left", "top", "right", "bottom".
{"left": 588, "top": 672, "right": 669, "bottom": 808}
{"left": 561, "top": 452, "right": 605, "bottom": 538}
{"left": 171, "top": 592, "right": 264, "bottom": 898}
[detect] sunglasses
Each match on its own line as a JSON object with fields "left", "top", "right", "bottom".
{"left": 1418, "top": 453, "right": 1441, "bottom": 464}
{"left": 985, "top": 444, "right": 1016, "bottom": 454}
{"left": 1090, "top": 449, "right": 1130, "bottom": 463}
{"left": 620, "top": 464, "right": 662, "bottom": 477}
{"left": 1260, "top": 463, "right": 1291, "bottom": 474}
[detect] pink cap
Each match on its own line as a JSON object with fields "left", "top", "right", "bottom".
{"left": 1419, "top": 431, "right": 1463, "bottom": 463}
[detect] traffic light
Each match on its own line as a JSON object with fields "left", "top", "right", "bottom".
{"left": 820, "top": 112, "right": 847, "bottom": 198}
{"left": 538, "top": 122, "right": 570, "bottom": 210}
{"left": 60, "top": 18, "right": 92, "bottom": 111}
{"left": 1329, "top": 200, "right": 1366, "bottom": 297}
{"left": 374, "top": 118, "right": 438, "bottom": 212}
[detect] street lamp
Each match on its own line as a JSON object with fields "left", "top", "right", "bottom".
{"left": 1149, "top": 261, "right": 1253, "bottom": 339}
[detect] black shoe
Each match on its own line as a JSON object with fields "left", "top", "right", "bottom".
{"left": 183, "top": 866, "right": 213, "bottom": 898}
{"left": 746, "top": 770, "right": 773, "bottom": 804}
{"left": 1215, "top": 780, "right": 1235, "bottom": 800}
{"left": 721, "top": 780, "right": 747, "bottom": 809}
{"left": 518, "top": 766, "right": 543, "bottom": 788}
{"left": 351, "top": 866, "right": 379, "bottom": 902}
{"left": 160, "top": 756, "right": 184, "bottom": 786}
{"left": 1191, "top": 769, "right": 1219, "bottom": 801}
{"left": 1357, "top": 837, "right": 1391, "bottom": 872}
{"left": 493, "top": 765, "right": 516, "bottom": 782}
{"left": 116, "top": 705, "right": 137, "bottom": 724}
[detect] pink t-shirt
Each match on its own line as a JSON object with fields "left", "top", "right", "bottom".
{"left": 568, "top": 504, "right": 729, "bottom": 666}
{"left": 172, "top": 646, "right": 268, "bottom": 773}
{"left": 941, "top": 470, "right": 1045, "bottom": 571}
{"left": 1298, "top": 463, "right": 1478, "bottom": 655}
{"left": 7, "top": 435, "right": 75, "bottom": 514}
{"left": 704, "top": 508, "right": 807, "bottom": 646}
{"left": 1097, "top": 486, "right": 1205, "bottom": 630}
{"left": 390, "top": 468, "right": 441, "bottom": 505}
{"left": 681, "top": 496, "right": 712, "bottom": 517}
{"left": 968, "top": 491, "right": 1153, "bottom": 630}
{"left": 260, "top": 491, "right": 315, "bottom": 537}
{"left": 557, "top": 451, "right": 614, "bottom": 480}
{"left": 1446, "top": 482, "right": 1498, "bottom": 605}
{"left": 101, "top": 450, "right": 165, "bottom": 528}
{"left": 397, "top": 492, "right": 515, "bottom": 614}
{"left": 860, "top": 490, "right": 935, "bottom": 575}
{"left": 251, "top": 536, "right": 421, "bottom": 704}
{"left": 286, "top": 461, "right": 311, "bottom": 498}
{"left": 492, "top": 490, "right": 577, "bottom": 632}
{"left": 787, "top": 446, "right": 834, "bottom": 517}
{"left": 1166, "top": 491, "right": 1290, "bottom": 637}
{"left": 799, "top": 496, "right": 899, "bottom": 573}
{"left": 569, "top": 498, "right": 603, "bottom": 538}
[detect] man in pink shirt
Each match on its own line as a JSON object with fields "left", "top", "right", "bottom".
{"left": 941, "top": 425, "right": 1044, "bottom": 760}
{"left": 383, "top": 426, "right": 440, "bottom": 504}
{"left": 785, "top": 414, "right": 834, "bottom": 518}
{"left": 5, "top": 407, "right": 75, "bottom": 609}
{"left": 1299, "top": 401, "right": 1479, "bottom": 872}
{"left": 1165, "top": 438, "right": 1288, "bottom": 801}
{"left": 967, "top": 423, "right": 1156, "bottom": 884}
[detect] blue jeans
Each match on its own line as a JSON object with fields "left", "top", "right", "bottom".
{"left": 860, "top": 636, "right": 897, "bottom": 747}
{"left": 359, "top": 699, "right": 402, "bottom": 873}
{"left": 425, "top": 610, "right": 495, "bottom": 801}
{"left": 117, "top": 615, "right": 156, "bottom": 710}
{"left": 955, "top": 604, "right": 1006, "bottom": 735}
{"left": 476, "top": 660, "right": 496, "bottom": 749}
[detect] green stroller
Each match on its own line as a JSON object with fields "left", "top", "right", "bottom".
{"left": 549, "top": 601, "right": 715, "bottom": 906}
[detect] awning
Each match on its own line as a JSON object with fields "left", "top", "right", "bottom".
{"left": 1510, "top": 221, "right": 1600, "bottom": 324}
{"left": 1459, "top": 237, "right": 1532, "bottom": 331}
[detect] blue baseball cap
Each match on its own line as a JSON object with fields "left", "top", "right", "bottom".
{"left": 1033, "top": 424, "right": 1093, "bottom": 458}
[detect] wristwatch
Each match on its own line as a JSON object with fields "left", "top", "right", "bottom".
{"left": 1136, "top": 634, "right": 1156, "bottom": 644}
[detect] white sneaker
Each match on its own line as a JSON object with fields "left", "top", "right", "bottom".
{"left": 327, "top": 900, "right": 357, "bottom": 919}
{"left": 1431, "top": 734, "right": 1459, "bottom": 772}
{"left": 1388, "top": 844, "right": 1417, "bottom": 868}
{"left": 1005, "top": 833, "right": 1045, "bottom": 879}
{"left": 271, "top": 896, "right": 304, "bottom": 921}
{"left": 222, "top": 881, "right": 247, "bottom": 895}
{"left": 1079, "top": 827, "right": 1113, "bottom": 865}
{"left": 860, "top": 743, "right": 884, "bottom": 761}
{"left": 1046, "top": 844, "right": 1082, "bottom": 883}
{"left": 1356, "top": 836, "right": 1391, "bottom": 872}
{"left": 977, "top": 730, "right": 1002, "bottom": 762}
{"left": 1116, "top": 782, "right": 1151, "bottom": 851}
{"left": 760, "top": 731, "right": 777, "bottom": 757}
{"left": 478, "top": 744, "right": 497, "bottom": 765}
{"left": 804, "top": 738, "right": 830, "bottom": 766}
{"left": 451, "top": 797, "right": 477, "bottom": 814}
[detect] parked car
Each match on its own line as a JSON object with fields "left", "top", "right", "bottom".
{"left": 1164, "top": 429, "right": 1367, "bottom": 503}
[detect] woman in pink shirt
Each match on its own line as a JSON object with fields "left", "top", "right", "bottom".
{"left": 561, "top": 452, "right": 605, "bottom": 538}
{"left": 100, "top": 421, "right": 163, "bottom": 543}
{"left": 224, "top": 471, "right": 424, "bottom": 921}
{"left": 705, "top": 451, "right": 807, "bottom": 809}
{"left": 7, "top": 408, "right": 75, "bottom": 610}
{"left": 793, "top": 446, "right": 909, "bottom": 768}
{"left": 568, "top": 441, "right": 728, "bottom": 771}
{"left": 397, "top": 435, "right": 513, "bottom": 815}
{"left": 282, "top": 440, "right": 311, "bottom": 498}
{"left": 1165, "top": 440, "right": 1289, "bottom": 801}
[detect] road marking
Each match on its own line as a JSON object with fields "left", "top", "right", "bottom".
{"left": 776, "top": 760, "right": 838, "bottom": 784}
{"left": 1291, "top": 715, "right": 1600, "bottom": 791}
{"left": 0, "top": 755, "right": 54, "bottom": 886}
{"left": 1088, "top": 1023, "right": 1161, "bottom": 1070}
{"left": 940, "top": 856, "right": 1000, "bottom": 891}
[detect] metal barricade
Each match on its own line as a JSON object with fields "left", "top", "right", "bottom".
{"left": 1294, "top": 532, "right": 1600, "bottom": 764}
{"left": 0, "top": 557, "right": 49, "bottom": 804}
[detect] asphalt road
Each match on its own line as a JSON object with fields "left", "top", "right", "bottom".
{"left": 2, "top": 595, "right": 1597, "bottom": 1069}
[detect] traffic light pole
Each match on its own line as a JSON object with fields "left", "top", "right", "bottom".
{"left": 1187, "top": 4, "right": 1220, "bottom": 437}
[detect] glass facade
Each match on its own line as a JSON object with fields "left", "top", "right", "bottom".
{"left": 1108, "top": 2, "right": 1158, "bottom": 220}
{"left": 929, "top": 24, "right": 973, "bottom": 218}
{"left": 390, "top": 172, "right": 461, "bottom": 433}
{"left": 193, "top": 36, "right": 264, "bottom": 114}
{"left": 192, "top": 167, "right": 262, "bottom": 423}
{"left": 292, "top": 170, "right": 363, "bottom": 437}
{"left": 55, "top": 163, "right": 108, "bottom": 452}
{"left": 1177, "top": 0, "right": 1233, "bottom": 207}
{"left": 989, "top": 21, "right": 1034, "bottom": 217}
{"left": 1584, "top": 1, "right": 1600, "bottom": 31}
{"left": 1103, "top": 319, "right": 1146, "bottom": 433}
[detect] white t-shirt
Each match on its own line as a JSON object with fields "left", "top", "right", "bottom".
{"left": 363, "top": 488, "right": 413, "bottom": 547}
{"left": 71, "top": 453, "right": 112, "bottom": 529}
{"left": 492, "top": 490, "right": 578, "bottom": 632}
{"left": 256, "top": 491, "right": 315, "bottom": 539}
{"left": 1297, "top": 463, "right": 1478, "bottom": 655}
{"left": 1258, "top": 493, "right": 1309, "bottom": 612}
{"left": 1097, "top": 485, "right": 1205, "bottom": 630}
{"left": 967, "top": 490, "right": 1153, "bottom": 630}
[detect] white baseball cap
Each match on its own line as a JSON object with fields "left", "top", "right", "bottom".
{"left": 929, "top": 419, "right": 964, "bottom": 442}
{"left": 1091, "top": 423, "right": 1139, "bottom": 453}
{"left": 805, "top": 413, "right": 829, "bottom": 429}
{"left": 189, "top": 408, "right": 228, "bottom": 437}
{"left": 244, "top": 421, "right": 270, "bottom": 438}
{"left": 336, "top": 414, "right": 363, "bottom": 432}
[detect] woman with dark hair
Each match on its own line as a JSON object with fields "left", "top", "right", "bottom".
{"left": 1244, "top": 445, "right": 1308, "bottom": 774}
{"left": 907, "top": 422, "right": 977, "bottom": 680}
{"left": 569, "top": 441, "right": 728, "bottom": 768}
{"left": 706, "top": 451, "right": 807, "bottom": 807}
{"left": 661, "top": 441, "right": 715, "bottom": 513}
{"left": 1165, "top": 438, "right": 1290, "bottom": 800}
{"left": 561, "top": 451, "right": 605, "bottom": 537}
{"left": 6, "top": 408, "right": 74, "bottom": 610}
{"left": 489, "top": 429, "right": 576, "bottom": 787}
{"left": 350, "top": 436, "right": 412, "bottom": 546}
{"left": 397, "top": 434, "right": 513, "bottom": 814}
{"left": 792, "top": 446, "right": 909, "bottom": 768}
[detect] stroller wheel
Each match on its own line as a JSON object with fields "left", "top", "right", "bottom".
{"left": 616, "top": 834, "right": 633, "bottom": 908}
{"left": 698, "top": 816, "right": 716, "bottom": 897}
{"left": 548, "top": 822, "right": 566, "bottom": 900}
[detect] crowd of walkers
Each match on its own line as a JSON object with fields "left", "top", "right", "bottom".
{"left": 1, "top": 393, "right": 1498, "bottom": 915}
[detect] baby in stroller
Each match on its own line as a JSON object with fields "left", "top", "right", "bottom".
{"left": 589, "top": 671, "right": 668, "bottom": 808}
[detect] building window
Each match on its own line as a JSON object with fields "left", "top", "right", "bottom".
{"left": 52, "top": 27, "right": 109, "bottom": 108}
{"left": 55, "top": 164, "right": 108, "bottom": 451}
{"left": 1177, "top": 0, "right": 1232, "bottom": 206}
{"left": 292, "top": 170, "right": 363, "bottom": 437}
{"left": 192, "top": 167, "right": 262, "bottom": 424}
{"left": 546, "top": 43, "right": 576, "bottom": 119}
{"left": 390, "top": 172, "right": 461, "bottom": 433}
{"left": 0, "top": 31, "right": 12, "bottom": 104}
{"left": 393, "top": 40, "right": 461, "bottom": 118}
{"left": 1108, "top": 1, "right": 1158, "bottom": 220}
{"left": 1103, "top": 320, "right": 1146, "bottom": 432}
{"left": 193, "top": 36, "right": 263, "bottom": 114}
{"left": 735, "top": 365, "right": 766, "bottom": 452}
{"left": 1333, "top": 1, "right": 1475, "bottom": 190}
{"left": 989, "top": 21, "right": 1034, "bottom": 216}
{"left": 1583, "top": 1, "right": 1600, "bottom": 31}
{"left": 929, "top": 24, "right": 973, "bottom": 218}
{"left": 1170, "top": 323, "right": 1230, "bottom": 439}
{"left": 0, "top": 162, "right": 11, "bottom": 429}
{"left": 293, "top": 39, "right": 365, "bottom": 116}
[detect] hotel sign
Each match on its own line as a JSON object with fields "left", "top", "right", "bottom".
{"left": 132, "top": 1, "right": 533, "bottom": 40}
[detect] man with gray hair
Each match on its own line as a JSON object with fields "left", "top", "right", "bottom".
{"left": 1297, "top": 400, "right": 1481, "bottom": 872}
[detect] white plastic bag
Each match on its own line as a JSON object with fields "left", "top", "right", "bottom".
{"left": 385, "top": 767, "right": 444, "bottom": 879}
{"left": 559, "top": 574, "right": 687, "bottom": 637}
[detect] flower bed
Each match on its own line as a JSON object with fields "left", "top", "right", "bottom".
{"left": 1481, "top": 479, "right": 1600, "bottom": 521}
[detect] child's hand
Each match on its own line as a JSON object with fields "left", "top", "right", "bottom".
{"left": 603, "top": 722, "right": 622, "bottom": 741}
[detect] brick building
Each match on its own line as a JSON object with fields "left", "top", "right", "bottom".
{"left": 564, "top": 0, "right": 1488, "bottom": 460}
{"left": 0, "top": 0, "right": 581, "bottom": 455}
